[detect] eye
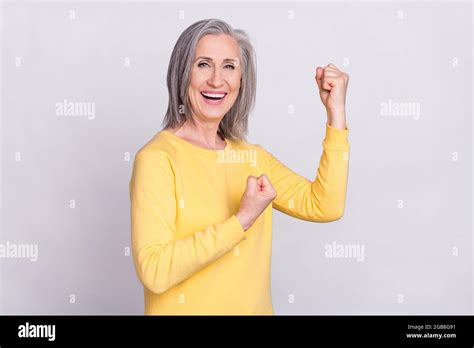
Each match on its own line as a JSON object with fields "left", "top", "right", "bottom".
{"left": 197, "top": 62, "right": 235, "bottom": 70}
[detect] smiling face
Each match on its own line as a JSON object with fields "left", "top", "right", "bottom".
{"left": 188, "top": 34, "right": 242, "bottom": 123}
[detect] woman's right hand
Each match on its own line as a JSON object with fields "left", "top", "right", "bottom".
{"left": 235, "top": 174, "right": 277, "bottom": 231}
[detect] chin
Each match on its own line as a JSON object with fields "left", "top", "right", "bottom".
{"left": 198, "top": 104, "right": 233, "bottom": 119}
{"left": 201, "top": 110, "right": 227, "bottom": 120}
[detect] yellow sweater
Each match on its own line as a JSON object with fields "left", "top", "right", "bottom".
{"left": 129, "top": 123, "right": 350, "bottom": 315}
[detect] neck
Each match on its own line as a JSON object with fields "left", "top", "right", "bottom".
{"left": 169, "top": 118, "right": 224, "bottom": 150}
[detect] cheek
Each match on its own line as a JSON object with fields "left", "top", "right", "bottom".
{"left": 230, "top": 76, "right": 242, "bottom": 93}
{"left": 190, "top": 69, "right": 207, "bottom": 89}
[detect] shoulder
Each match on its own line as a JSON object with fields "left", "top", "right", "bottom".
{"left": 133, "top": 131, "right": 177, "bottom": 172}
{"left": 229, "top": 138, "right": 271, "bottom": 168}
{"left": 230, "top": 137, "right": 266, "bottom": 153}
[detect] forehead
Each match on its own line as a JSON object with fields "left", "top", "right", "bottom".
{"left": 195, "top": 34, "right": 240, "bottom": 60}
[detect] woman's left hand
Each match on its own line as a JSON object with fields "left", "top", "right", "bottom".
{"left": 315, "top": 63, "right": 349, "bottom": 129}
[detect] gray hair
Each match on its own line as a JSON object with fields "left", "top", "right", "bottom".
{"left": 161, "top": 18, "right": 257, "bottom": 141}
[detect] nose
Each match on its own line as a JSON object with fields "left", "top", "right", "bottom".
{"left": 209, "top": 67, "right": 224, "bottom": 87}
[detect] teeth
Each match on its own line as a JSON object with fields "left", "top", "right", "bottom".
{"left": 202, "top": 92, "right": 226, "bottom": 98}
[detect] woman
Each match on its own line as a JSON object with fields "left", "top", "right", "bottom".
{"left": 129, "top": 18, "right": 350, "bottom": 315}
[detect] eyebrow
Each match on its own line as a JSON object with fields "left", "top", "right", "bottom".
{"left": 194, "top": 56, "right": 238, "bottom": 63}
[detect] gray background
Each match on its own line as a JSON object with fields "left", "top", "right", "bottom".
{"left": 0, "top": 0, "right": 472, "bottom": 314}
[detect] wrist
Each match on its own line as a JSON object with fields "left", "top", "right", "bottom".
{"left": 327, "top": 110, "right": 347, "bottom": 130}
{"left": 327, "top": 107, "right": 345, "bottom": 118}
{"left": 235, "top": 211, "right": 252, "bottom": 231}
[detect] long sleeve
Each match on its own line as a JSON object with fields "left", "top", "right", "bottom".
{"left": 129, "top": 149, "right": 247, "bottom": 295}
{"left": 260, "top": 123, "right": 350, "bottom": 222}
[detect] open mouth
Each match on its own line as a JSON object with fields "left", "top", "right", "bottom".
{"left": 200, "top": 91, "right": 227, "bottom": 101}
